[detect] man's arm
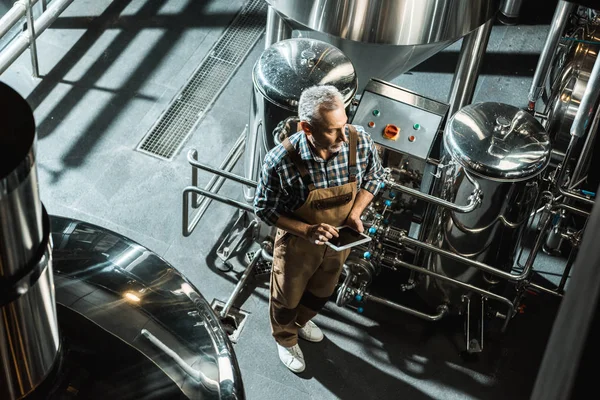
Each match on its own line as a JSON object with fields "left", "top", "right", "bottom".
{"left": 345, "top": 190, "right": 374, "bottom": 233}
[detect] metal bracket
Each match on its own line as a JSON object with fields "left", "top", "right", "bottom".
{"left": 462, "top": 295, "right": 485, "bottom": 353}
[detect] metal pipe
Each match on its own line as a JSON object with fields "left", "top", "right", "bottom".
{"left": 463, "top": 295, "right": 471, "bottom": 351}
{"left": 220, "top": 246, "right": 263, "bottom": 318}
{"left": 400, "top": 234, "right": 535, "bottom": 282}
{"left": 183, "top": 186, "right": 254, "bottom": 216}
{"left": 570, "top": 50, "right": 600, "bottom": 138}
{"left": 0, "top": 0, "right": 40, "bottom": 39}
{"left": 187, "top": 158, "right": 258, "bottom": 189}
{"left": 388, "top": 176, "right": 482, "bottom": 214}
{"left": 25, "top": 0, "right": 39, "bottom": 77}
{"left": 184, "top": 131, "right": 246, "bottom": 236}
{"left": 265, "top": 5, "right": 291, "bottom": 48}
{"left": 528, "top": 282, "right": 564, "bottom": 297}
{"left": 392, "top": 258, "right": 515, "bottom": 331}
{"left": 141, "top": 329, "right": 219, "bottom": 391}
{"left": 570, "top": 103, "right": 600, "bottom": 189}
{"left": 500, "top": 0, "right": 524, "bottom": 20}
{"left": 558, "top": 247, "right": 578, "bottom": 293}
{"left": 261, "top": 247, "right": 274, "bottom": 263}
{"left": 0, "top": 0, "right": 76, "bottom": 75}
{"left": 527, "top": 1, "right": 576, "bottom": 109}
{"left": 558, "top": 202, "right": 591, "bottom": 217}
{"left": 447, "top": 18, "right": 493, "bottom": 117}
{"left": 189, "top": 130, "right": 245, "bottom": 208}
{"left": 364, "top": 293, "right": 449, "bottom": 321}
{"left": 559, "top": 185, "right": 595, "bottom": 206}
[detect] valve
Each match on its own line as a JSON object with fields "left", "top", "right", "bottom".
{"left": 363, "top": 251, "right": 371, "bottom": 260}
{"left": 389, "top": 191, "right": 396, "bottom": 199}
{"left": 379, "top": 182, "right": 386, "bottom": 189}
{"left": 384, "top": 200, "right": 392, "bottom": 207}
{"left": 368, "top": 226, "right": 378, "bottom": 235}
{"left": 357, "top": 307, "right": 364, "bottom": 313}
{"left": 355, "top": 294, "right": 363, "bottom": 302}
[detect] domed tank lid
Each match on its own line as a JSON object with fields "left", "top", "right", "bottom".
{"left": 444, "top": 102, "right": 551, "bottom": 182}
{"left": 253, "top": 38, "right": 358, "bottom": 111}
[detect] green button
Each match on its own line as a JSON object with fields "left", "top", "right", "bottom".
{"left": 372, "top": 110, "right": 380, "bottom": 116}
{"left": 413, "top": 123, "right": 420, "bottom": 130}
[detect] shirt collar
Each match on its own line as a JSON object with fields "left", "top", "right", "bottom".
{"left": 297, "top": 130, "right": 348, "bottom": 162}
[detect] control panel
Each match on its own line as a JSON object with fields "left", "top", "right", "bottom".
{"left": 351, "top": 79, "right": 449, "bottom": 160}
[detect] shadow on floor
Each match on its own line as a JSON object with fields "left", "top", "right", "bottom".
{"left": 27, "top": 0, "right": 245, "bottom": 174}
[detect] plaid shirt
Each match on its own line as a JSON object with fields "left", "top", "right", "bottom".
{"left": 254, "top": 125, "right": 384, "bottom": 226}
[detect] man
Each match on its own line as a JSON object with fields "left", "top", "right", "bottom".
{"left": 254, "top": 85, "right": 383, "bottom": 373}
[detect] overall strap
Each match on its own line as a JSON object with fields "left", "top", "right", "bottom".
{"left": 347, "top": 125, "right": 358, "bottom": 183}
{"left": 282, "top": 137, "right": 316, "bottom": 191}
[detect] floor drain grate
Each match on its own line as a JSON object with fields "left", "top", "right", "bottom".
{"left": 136, "top": 0, "right": 267, "bottom": 160}
{"left": 246, "top": 251, "right": 272, "bottom": 276}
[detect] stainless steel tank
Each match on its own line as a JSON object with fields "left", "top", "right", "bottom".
{"left": 266, "top": 0, "right": 500, "bottom": 92}
{"left": 0, "top": 82, "right": 60, "bottom": 399}
{"left": 545, "top": 41, "right": 598, "bottom": 163}
{"left": 0, "top": 82, "right": 244, "bottom": 399}
{"left": 244, "top": 38, "right": 357, "bottom": 202}
{"left": 421, "top": 103, "right": 551, "bottom": 305}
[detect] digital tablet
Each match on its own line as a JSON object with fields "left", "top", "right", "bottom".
{"left": 325, "top": 225, "right": 372, "bottom": 251}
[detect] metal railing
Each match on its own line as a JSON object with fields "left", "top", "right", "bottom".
{"left": 0, "top": 0, "right": 76, "bottom": 76}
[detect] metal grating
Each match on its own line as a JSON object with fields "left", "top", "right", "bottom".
{"left": 137, "top": 0, "right": 267, "bottom": 160}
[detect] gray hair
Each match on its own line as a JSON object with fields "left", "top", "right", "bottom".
{"left": 298, "top": 85, "right": 344, "bottom": 128}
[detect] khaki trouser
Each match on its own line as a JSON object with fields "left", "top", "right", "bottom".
{"left": 270, "top": 229, "right": 351, "bottom": 347}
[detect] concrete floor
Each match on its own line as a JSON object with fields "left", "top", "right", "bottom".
{"left": 1, "top": 0, "right": 569, "bottom": 399}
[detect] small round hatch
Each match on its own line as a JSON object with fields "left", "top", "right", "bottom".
{"left": 444, "top": 102, "right": 551, "bottom": 182}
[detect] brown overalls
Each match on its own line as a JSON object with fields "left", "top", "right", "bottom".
{"left": 270, "top": 126, "right": 359, "bottom": 347}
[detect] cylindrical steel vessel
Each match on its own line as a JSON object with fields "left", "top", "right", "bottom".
{"left": 266, "top": 0, "right": 500, "bottom": 92}
{"left": 244, "top": 38, "right": 357, "bottom": 202}
{"left": 0, "top": 82, "right": 60, "bottom": 399}
{"left": 545, "top": 41, "right": 598, "bottom": 160}
{"left": 421, "top": 103, "right": 551, "bottom": 305}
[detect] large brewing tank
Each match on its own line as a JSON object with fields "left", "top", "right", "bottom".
{"left": 422, "top": 103, "right": 551, "bottom": 305}
{"left": 0, "top": 82, "right": 60, "bottom": 400}
{"left": 244, "top": 38, "right": 357, "bottom": 202}
{"left": 0, "top": 82, "right": 244, "bottom": 399}
{"left": 266, "top": 0, "right": 501, "bottom": 92}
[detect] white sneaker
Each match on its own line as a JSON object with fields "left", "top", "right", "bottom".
{"left": 277, "top": 343, "right": 305, "bottom": 373}
{"left": 298, "top": 320, "right": 324, "bottom": 343}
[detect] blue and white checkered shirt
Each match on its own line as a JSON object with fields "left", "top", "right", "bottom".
{"left": 254, "top": 125, "right": 384, "bottom": 226}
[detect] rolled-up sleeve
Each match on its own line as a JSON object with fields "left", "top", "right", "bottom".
{"left": 360, "top": 133, "right": 384, "bottom": 196}
{"left": 254, "top": 159, "right": 285, "bottom": 226}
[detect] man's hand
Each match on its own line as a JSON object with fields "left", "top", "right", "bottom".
{"left": 306, "top": 223, "right": 339, "bottom": 245}
{"left": 344, "top": 214, "right": 364, "bottom": 233}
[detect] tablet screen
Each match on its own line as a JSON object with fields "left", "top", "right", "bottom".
{"left": 329, "top": 227, "right": 369, "bottom": 248}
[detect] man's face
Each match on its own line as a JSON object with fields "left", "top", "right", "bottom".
{"left": 303, "top": 100, "right": 349, "bottom": 154}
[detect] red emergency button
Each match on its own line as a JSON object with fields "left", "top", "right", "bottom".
{"left": 383, "top": 124, "right": 400, "bottom": 141}
{"left": 368, "top": 121, "right": 376, "bottom": 128}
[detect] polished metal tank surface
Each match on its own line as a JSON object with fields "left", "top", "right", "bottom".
{"left": 49, "top": 215, "right": 245, "bottom": 400}
{"left": 422, "top": 103, "right": 551, "bottom": 305}
{"left": 244, "top": 38, "right": 357, "bottom": 202}
{"left": 545, "top": 41, "right": 598, "bottom": 159}
{"left": 0, "top": 82, "right": 60, "bottom": 400}
{"left": 266, "top": 0, "right": 500, "bottom": 90}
